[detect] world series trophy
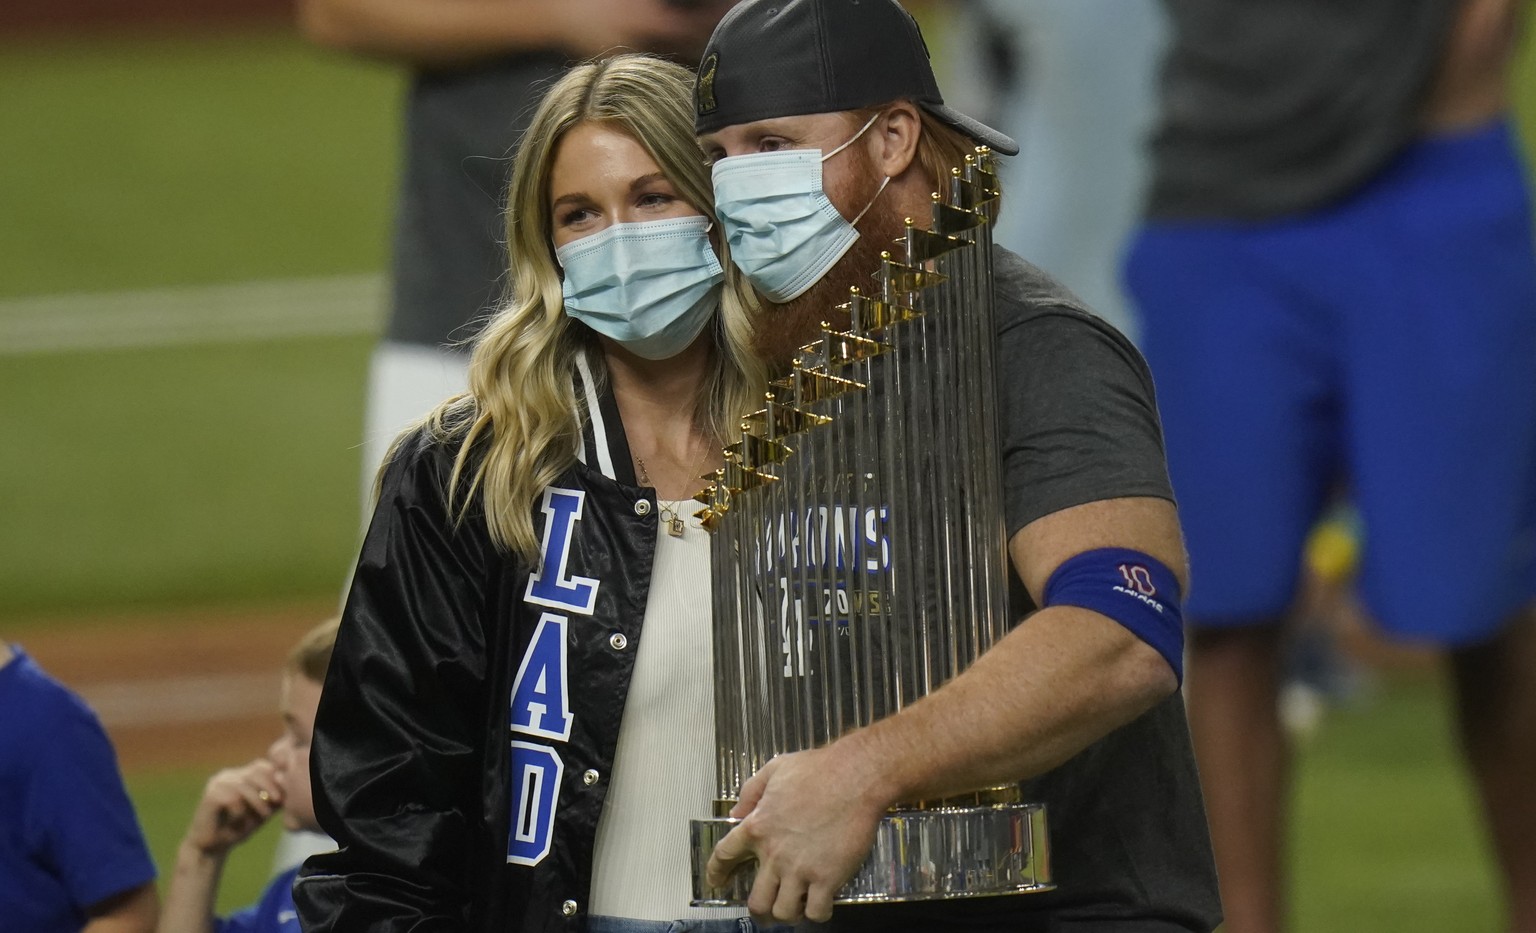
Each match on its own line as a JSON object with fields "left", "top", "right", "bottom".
{"left": 689, "top": 149, "right": 1053, "bottom": 905}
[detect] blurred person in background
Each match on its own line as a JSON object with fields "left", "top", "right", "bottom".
{"left": 157, "top": 619, "right": 337, "bottom": 933}
{"left": 295, "top": 0, "right": 741, "bottom": 499}
{"left": 0, "top": 640, "right": 159, "bottom": 933}
{"left": 943, "top": 0, "right": 1368, "bottom": 743}
{"left": 941, "top": 0, "right": 1168, "bottom": 341}
{"left": 1124, "top": 1, "right": 1536, "bottom": 930}
{"left": 294, "top": 55, "right": 774, "bottom": 932}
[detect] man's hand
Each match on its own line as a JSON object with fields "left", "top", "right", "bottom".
{"left": 706, "top": 741, "right": 892, "bottom": 923}
{"left": 182, "top": 759, "right": 284, "bottom": 858}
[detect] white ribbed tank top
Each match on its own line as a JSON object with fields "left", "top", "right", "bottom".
{"left": 587, "top": 504, "right": 746, "bottom": 922}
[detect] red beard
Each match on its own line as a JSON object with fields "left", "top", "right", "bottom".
{"left": 751, "top": 156, "right": 909, "bottom": 372}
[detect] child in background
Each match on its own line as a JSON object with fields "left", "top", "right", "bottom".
{"left": 158, "top": 619, "right": 336, "bottom": 933}
{"left": 0, "top": 640, "right": 160, "bottom": 933}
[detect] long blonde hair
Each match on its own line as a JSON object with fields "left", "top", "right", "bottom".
{"left": 423, "top": 54, "right": 763, "bottom": 562}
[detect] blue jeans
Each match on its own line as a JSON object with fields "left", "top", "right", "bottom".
{"left": 586, "top": 918, "right": 793, "bottom": 933}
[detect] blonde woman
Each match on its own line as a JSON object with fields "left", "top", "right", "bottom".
{"left": 295, "top": 55, "right": 778, "bottom": 933}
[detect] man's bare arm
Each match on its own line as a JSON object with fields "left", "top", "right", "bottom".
{"left": 1423, "top": 0, "right": 1528, "bottom": 128}
{"left": 844, "top": 496, "right": 1182, "bottom": 801}
{"left": 708, "top": 496, "right": 1184, "bottom": 922}
{"left": 296, "top": 0, "right": 734, "bottom": 68}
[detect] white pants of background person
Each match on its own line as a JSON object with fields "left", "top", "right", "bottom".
{"left": 942, "top": 0, "right": 1168, "bottom": 342}
{"left": 357, "top": 340, "right": 471, "bottom": 508}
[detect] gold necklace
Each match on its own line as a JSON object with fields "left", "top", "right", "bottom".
{"left": 635, "top": 447, "right": 711, "bottom": 537}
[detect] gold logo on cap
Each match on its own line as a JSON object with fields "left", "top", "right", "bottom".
{"left": 697, "top": 51, "right": 719, "bottom": 115}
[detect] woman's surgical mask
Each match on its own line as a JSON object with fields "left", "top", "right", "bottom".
{"left": 711, "top": 112, "right": 892, "bottom": 303}
{"left": 556, "top": 215, "right": 724, "bottom": 360}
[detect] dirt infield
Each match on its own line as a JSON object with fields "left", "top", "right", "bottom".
{"left": 11, "top": 593, "right": 1433, "bottom": 777}
{"left": 15, "top": 601, "right": 334, "bottom": 772}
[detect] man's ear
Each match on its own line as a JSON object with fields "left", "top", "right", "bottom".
{"left": 871, "top": 100, "right": 923, "bottom": 180}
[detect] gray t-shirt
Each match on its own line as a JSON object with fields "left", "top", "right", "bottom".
{"left": 387, "top": 54, "right": 570, "bottom": 348}
{"left": 1148, "top": 0, "right": 1459, "bottom": 220}
{"left": 828, "top": 249, "right": 1221, "bottom": 932}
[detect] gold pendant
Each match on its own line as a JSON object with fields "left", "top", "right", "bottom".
{"left": 667, "top": 516, "right": 686, "bottom": 537}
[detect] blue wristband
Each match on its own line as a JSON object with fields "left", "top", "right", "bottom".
{"left": 1042, "top": 547, "right": 1185, "bottom": 684}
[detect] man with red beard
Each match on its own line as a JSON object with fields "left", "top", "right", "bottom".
{"left": 694, "top": 2, "right": 1221, "bottom": 931}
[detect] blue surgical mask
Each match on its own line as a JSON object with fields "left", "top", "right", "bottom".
{"left": 556, "top": 215, "right": 724, "bottom": 360}
{"left": 711, "top": 113, "right": 892, "bottom": 303}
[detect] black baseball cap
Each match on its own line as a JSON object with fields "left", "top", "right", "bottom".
{"left": 694, "top": 0, "right": 1018, "bottom": 156}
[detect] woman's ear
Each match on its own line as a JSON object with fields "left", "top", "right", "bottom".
{"left": 871, "top": 101, "right": 923, "bottom": 179}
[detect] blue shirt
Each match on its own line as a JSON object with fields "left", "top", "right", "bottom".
{"left": 0, "top": 647, "right": 157, "bottom": 932}
{"left": 216, "top": 866, "right": 301, "bottom": 933}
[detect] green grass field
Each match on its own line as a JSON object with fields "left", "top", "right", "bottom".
{"left": 1290, "top": 674, "right": 1499, "bottom": 930}
{"left": 0, "top": 334, "right": 372, "bottom": 617}
{"left": 4, "top": 21, "right": 1533, "bottom": 932}
{"left": 0, "top": 30, "right": 396, "bottom": 617}
{"left": 0, "top": 31, "right": 400, "bottom": 298}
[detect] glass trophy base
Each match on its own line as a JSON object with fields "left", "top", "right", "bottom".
{"left": 690, "top": 802, "right": 1052, "bottom": 906}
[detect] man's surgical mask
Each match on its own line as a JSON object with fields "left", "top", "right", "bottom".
{"left": 556, "top": 215, "right": 724, "bottom": 360}
{"left": 711, "top": 113, "right": 892, "bottom": 303}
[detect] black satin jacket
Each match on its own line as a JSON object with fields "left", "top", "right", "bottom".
{"left": 295, "top": 362, "right": 663, "bottom": 932}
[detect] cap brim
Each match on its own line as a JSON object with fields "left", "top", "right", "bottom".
{"left": 922, "top": 102, "right": 1019, "bottom": 157}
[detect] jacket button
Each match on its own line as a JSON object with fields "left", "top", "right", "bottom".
{"left": 609, "top": 632, "right": 628, "bottom": 651}
{"left": 634, "top": 499, "right": 652, "bottom": 516}
{"left": 561, "top": 899, "right": 578, "bottom": 917}
{"left": 582, "top": 769, "right": 600, "bottom": 786}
